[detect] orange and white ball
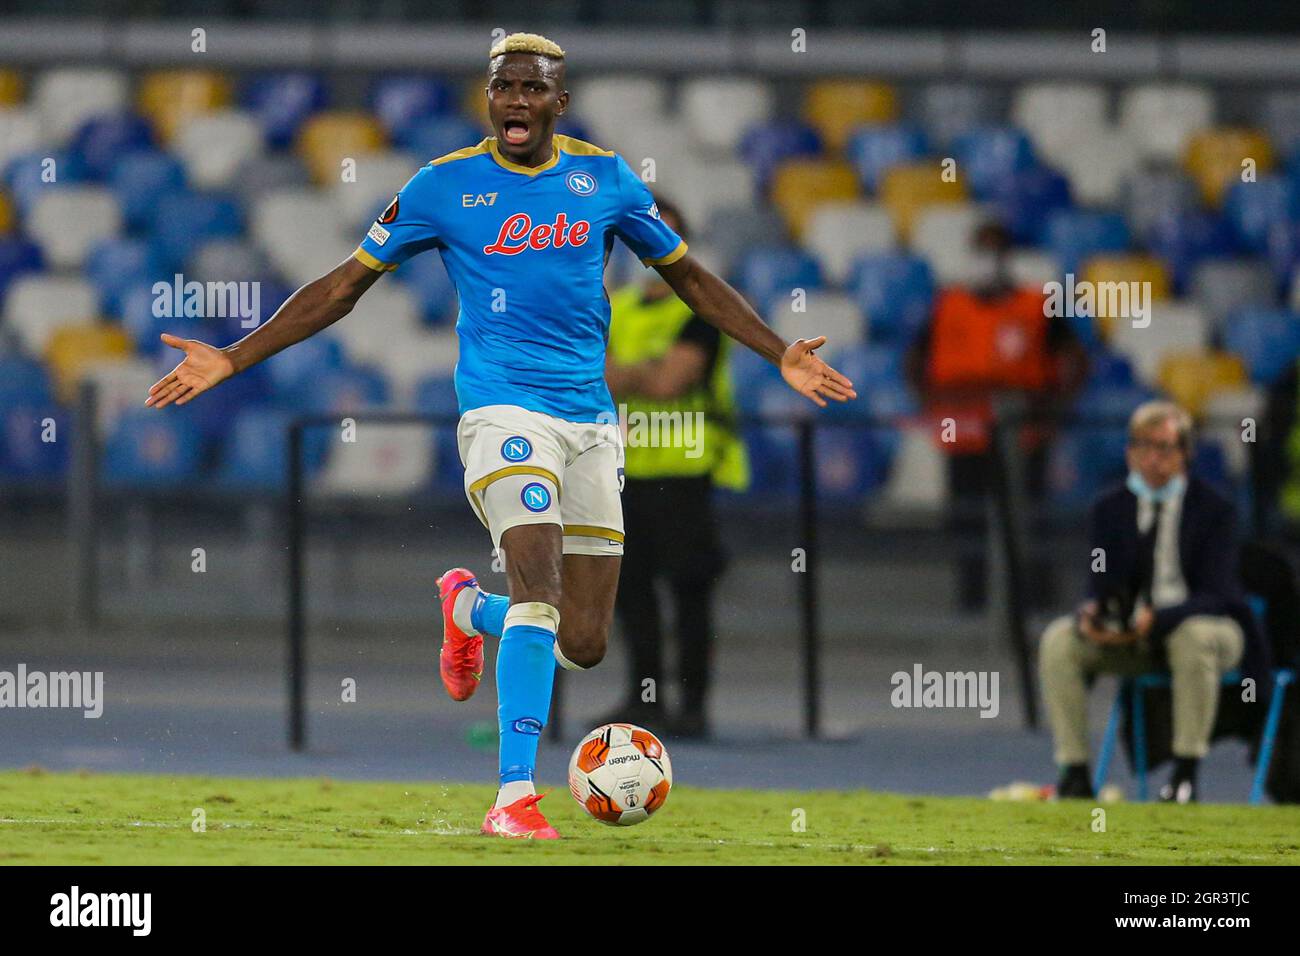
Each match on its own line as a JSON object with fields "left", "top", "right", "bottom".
{"left": 568, "top": 723, "right": 673, "bottom": 826}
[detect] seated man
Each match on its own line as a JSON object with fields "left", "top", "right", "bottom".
{"left": 1040, "top": 400, "right": 1249, "bottom": 803}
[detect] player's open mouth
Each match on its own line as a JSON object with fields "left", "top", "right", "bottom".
{"left": 503, "top": 119, "right": 530, "bottom": 145}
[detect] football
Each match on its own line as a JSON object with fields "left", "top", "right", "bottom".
{"left": 568, "top": 723, "right": 673, "bottom": 826}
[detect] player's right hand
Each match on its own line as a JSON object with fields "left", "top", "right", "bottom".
{"left": 144, "top": 333, "right": 235, "bottom": 409}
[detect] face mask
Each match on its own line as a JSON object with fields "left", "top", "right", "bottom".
{"left": 1127, "top": 470, "right": 1185, "bottom": 503}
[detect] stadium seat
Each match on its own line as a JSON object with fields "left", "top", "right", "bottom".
{"left": 915, "top": 81, "right": 1002, "bottom": 149}
{"left": 264, "top": 335, "right": 346, "bottom": 399}
{"left": 845, "top": 123, "right": 928, "bottom": 194}
{"left": 910, "top": 203, "right": 988, "bottom": 285}
{"left": 109, "top": 150, "right": 188, "bottom": 232}
{"left": 331, "top": 150, "right": 420, "bottom": 231}
{"left": 1202, "top": 386, "right": 1266, "bottom": 476}
{"left": 366, "top": 327, "right": 458, "bottom": 406}
{"left": 393, "top": 249, "right": 458, "bottom": 325}
{"left": 79, "top": 359, "right": 163, "bottom": 438}
{"left": 369, "top": 75, "right": 458, "bottom": 140}
{"left": 137, "top": 70, "right": 234, "bottom": 142}
{"left": 101, "top": 408, "right": 204, "bottom": 487}
{"left": 150, "top": 191, "right": 244, "bottom": 272}
{"left": 396, "top": 114, "right": 483, "bottom": 160}
{"left": 43, "top": 324, "right": 132, "bottom": 403}
{"left": 847, "top": 253, "right": 934, "bottom": 344}
{"left": 3, "top": 149, "right": 82, "bottom": 214}
{"left": 189, "top": 239, "right": 264, "bottom": 286}
{"left": 252, "top": 188, "right": 353, "bottom": 287}
{"left": 85, "top": 237, "right": 168, "bottom": 317}
{"left": 1107, "top": 301, "right": 1210, "bottom": 386}
{"left": 173, "top": 110, "right": 265, "bottom": 188}
{"left": 27, "top": 186, "right": 123, "bottom": 270}
{"left": 0, "top": 69, "right": 21, "bottom": 106}
{"left": 730, "top": 245, "right": 823, "bottom": 314}
{"left": 703, "top": 204, "right": 789, "bottom": 275}
{"left": 737, "top": 119, "right": 822, "bottom": 190}
{"left": 769, "top": 158, "right": 859, "bottom": 238}
{"left": 1223, "top": 174, "right": 1300, "bottom": 253}
{"left": 1007, "top": 249, "right": 1062, "bottom": 288}
{"left": 0, "top": 236, "right": 45, "bottom": 306}
{"left": 574, "top": 76, "right": 670, "bottom": 148}
{"left": 680, "top": 78, "right": 773, "bottom": 156}
{"left": 240, "top": 72, "right": 329, "bottom": 149}
{"left": 1183, "top": 127, "right": 1275, "bottom": 207}
{"left": 1189, "top": 259, "right": 1278, "bottom": 327}
{"left": 321, "top": 282, "right": 425, "bottom": 370}
{"left": 301, "top": 365, "right": 391, "bottom": 415}
{"left": 770, "top": 291, "right": 863, "bottom": 360}
{"left": 951, "top": 126, "right": 1036, "bottom": 200}
{"left": 801, "top": 201, "right": 896, "bottom": 286}
{"left": 3, "top": 275, "right": 98, "bottom": 354}
{"left": 1084, "top": 348, "right": 1136, "bottom": 390}
{"left": 659, "top": 159, "right": 755, "bottom": 241}
{"left": 1048, "top": 127, "right": 1140, "bottom": 207}
{"left": 1044, "top": 209, "right": 1129, "bottom": 275}
{"left": 1079, "top": 254, "right": 1170, "bottom": 335}
{"left": 1157, "top": 350, "right": 1247, "bottom": 417}
{"left": 879, "top": 425, "right": 947, "bottom": 508}
{"left": 33, "top": 67, "right": 130, "bottom": 144}
{"left": 1123, "top": 169, "right": 1198, "bottom": 242}
{"left": 69, "top": 113, "right": 155, "bottom": 181}
{"left": 1260, "top": 89, "right": 1300, "bottom": 159}
{"left": 1267, "top": 220, "right": 1300, "bottom": 287}
{"left": 1221, "top": 308, "right": 1300, "bottom": 385}
{"left": 1146, "top": 209, "right": 1236, "bottom": 292}
{"left": 216, "top": 405, "right": 328, "bottom": 492}
{"left": 0, "top": 398, "right": 68, "bottom": 479}
{"left": 313, "top": 422, "right": 435, "bottom": 496}
{"left": 228, "top": 152, "right": 312, "bottom": 206}
{"left": 1119, "top": 83, "right": 1215, "bottom": 164}
{"left": 812, "top": 426, "right": 890, "bottom": 500}
{"left": 803, "top": 80, "right": 898, "bottom": 153}
{"left": 296, "top": 111, "right": 387, "bottom": 185}
{"left": 878, "top": 162, "right": 968, "bottom": 242}
{"left": 1011, "top": 83, "right": 1108, "bottom": 166}
{"left": 984, "top": 163, "right": 1072, "bottom": 245}
{"left": 0, "top": 108, "right": 43, "bottom": 174}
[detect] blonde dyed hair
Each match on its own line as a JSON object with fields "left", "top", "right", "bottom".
{"left": 489, "top": 33, "right": 565, "bottom": 61}
{"left": 1128, "top": 399, "right": 1193, "bottom": 454}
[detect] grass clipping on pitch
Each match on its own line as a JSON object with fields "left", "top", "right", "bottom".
{"left": 1, "top": 769, "right": 1298, "bottom": 865}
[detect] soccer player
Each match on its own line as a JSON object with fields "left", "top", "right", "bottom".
{"left": 145, "top": 33, "right": 856, "bottom": 838}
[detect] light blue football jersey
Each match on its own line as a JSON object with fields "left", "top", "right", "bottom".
{"left": 353, "top": 135, "right": 687, "bottom": 423}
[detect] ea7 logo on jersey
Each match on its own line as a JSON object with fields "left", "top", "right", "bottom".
{"left": 463, "top": 192, "right": 499, "bottom": 207}
{"left": 483, "top": 213, "right": 591, "bottom": 256}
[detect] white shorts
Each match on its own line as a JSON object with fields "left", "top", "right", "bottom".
{"left": 457, "top": 404, "right": 625, "bottom": 557}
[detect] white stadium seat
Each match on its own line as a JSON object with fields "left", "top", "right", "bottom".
{"left": 574, "top": 76, "right": 669, "bottom": 146}
{"left": 313, "top": 422, "right": 434, "bottom": 496}
{"left": 3, "top": 276, "right": 99, "bottom": 354}
{"left": 190, "top": 240, "right": 264, "bottom": 284}
{"left": 32, "top": 67, "right": 130, "bottom": 145}
{"left": 27, "top": 187, "right": 122, "bottom": 269}
{"left": 1202, "top": 387, "right": 1266, "bottom": 477}
{"left": 1012, "top": 83, "right": 1109, "bottom": 165}
{"left": 1049, "top": 126, "right": 1140, "bottom": 207}
{"left": 322, "top": 282, "right": 424, "bottom": 369}
{"left": 802, "top": 201, "right": 897, "bottom": 286}
{"left": 331, "top": 150, "right": 420, "bottom": 227}
{"left": 771, "top": 291, "right": 863, "bottom": 359}
{"left": 0, "top": 107, "right": 47, "bottom": 172}
{"left": 1007, "top": 249, "right": 1061, "bottom": 288}
{"left": 910, "top": 203, "right": 988, "bottom": 285}
{"left": 365, "top": 327, "right": 459, "bottom": 406}
{"left": 1119, "top": 84, "right": 1215, "bottom": 164}
{"left": 252, "top": 188, "right": 354, "bottom": 287}
{"left": 657, "top": 158, "right": 753, "bottom": 239}
{"left": 881, "top": 426, "right": 948, "bottom": 508}
{"left": 1108, "top": 300, "right": 1210, "bottom": 385}
{"left": 680, "top": 77, "right": 774, "bottom": 156}
{"left": 81, "top": 359, "right": 160, "bottom": 437}
{"left": 173, "top": 110, "right": 265, "bottom": 188}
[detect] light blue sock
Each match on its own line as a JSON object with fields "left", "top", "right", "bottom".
{"left": 471, "top": 590, "right": 510, "bottom": 640}
{"left": 497, "top": 621, "right": 556, "bottom": 785}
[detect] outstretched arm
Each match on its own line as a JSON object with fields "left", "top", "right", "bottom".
{"left": 145, "top": 256, "right": 381, "bottom": 409}
{"left": 654, "top": 254, "right": 856, "bottom": 407}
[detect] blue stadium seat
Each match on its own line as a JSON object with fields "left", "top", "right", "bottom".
{"left": 1073, "top": 383, "right": 1156, "bottom": 489}
{"left": 1266, "top": 220, "right": 1300, "bottom": 285}
{"left": 985, "top": 164, "right": 1072, "bottom": 245}
{"left": 1222, "top": 307, "right": 1300, "bottom": 385}
{"left": 215, "top": 405, "right": 329, "bottom": 491}
{"left": 171, "top": 362, "right": 270, "bottom": 447}
{"left": 1223, "top": 175, "right": 1300, "bottom": 254}
{"left": 1083, "top": 348, "right": 1136, "bottom": 390}
{"left": 847, "top": 253, "right": 934, "bottom": 344}
{"left": 148, "top": 191, "right": 244, "bottom": 271}
{"left": 264, "top": 335, "right": 346, "bottom": 398}
{"left": 0, "top": 356, "right": 53, "bottom": 402}
{"left": 241, "top": 72, "right": 329, "bottom": 148}
{"left": 1146, "top": 209, "right": 1236, "bottom": 291}
{"left": 0, "top": 401, "right": 68, "bottom": 480}
{"left": 951, "top": 126, "right": 1036, "bottom": 199}
{"left": 370, "top": 75, "right": 458, "bottom": 140}
{"left": 101, "top": 409, "right": 204, "bottom": 487}
{"left": 85, "top": 237, "right": 168, "bottom": 317}
{"left": 814, "top": 426, "right": 889, "bottom": 500}
{"left": 0, "top": 236, "right": 45, "bottom": 307}
{"left": 845, "top": 124, "right": 928, "bottom": 193}
{"left": 298, "top": 365, "right": 391, "bottom": 414}
{"left": 1044, "top": 209, "right": 1130, "bottom": 275}
{"left": 730, "top": 344, "right": 782, "bottom": 414}
{"left": 70, "top": 114, "right": 154, "bottom": 181}
{"left": 731, "top": 245, "right": 822, "bottom": 315}
{"left": 413, "top": 373, "right": 462, "bottom": 488}
{"left": 737, "top": 119, "right": 822, "bottom": 190}
{"left": 109, "top": 150, "right": 188, "bottom": 232}
{"left": 4, "top": 150, "right": 83, "bottom": 214}
{"left": 396, "top": 114, "right": 484, "bottom": 160}
{"left": 394, "top": 250, "right": 458, "bottom": 325}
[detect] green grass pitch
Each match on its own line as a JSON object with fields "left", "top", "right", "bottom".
{"left": 2, "top": 769, "right": 1298, "bottom": 865}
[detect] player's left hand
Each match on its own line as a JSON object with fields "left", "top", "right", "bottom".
{"left": 780, "top": 337, "right": 857, "bottom": 408}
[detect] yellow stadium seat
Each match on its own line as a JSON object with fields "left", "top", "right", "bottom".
{"left": 1183, "top": 127, "right": 1275, "bottom": 207}
{"left": 1158, "top": 350, "right": 1247, "bottom": 417}
{"left": 879, "top": 162, "right": 967, "bottom": 242}
{"left": 137, "top": 70, "right": 232, "bottom": 142}
{"left": 1081, "top": 254, "right": 1171, "bottom": 337}
{"left": 45, "top": 324, "right": 133, "bottom": 403}
{"left": 769, "top": 159, "right": 859, "bottom": 239}
{"left": 803, "top": 80, "right": 898, "bottom": 152}
{"left": 0, "top": 190, "right": 13, "bottom": 234}
{"left": 0, "top": 69, "right": 23, "bottom": 106}
{"left": 296, "top": 111, "right": 387, "bottom": 185}
{"left": 461, "top": 84, "right": 492, "bottom": 133}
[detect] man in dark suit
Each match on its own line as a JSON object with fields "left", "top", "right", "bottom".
{"left": 1040, "top": 400, "right": 1249, "bottom": 803}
